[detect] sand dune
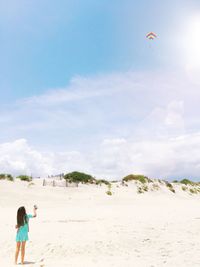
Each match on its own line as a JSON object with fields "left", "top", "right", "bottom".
{"left": 1, "top": 179, "right": 200, "bottom": 267}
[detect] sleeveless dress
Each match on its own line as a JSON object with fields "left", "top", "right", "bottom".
{"left": 16, "top": 214, "right": 33, "bottom": 242}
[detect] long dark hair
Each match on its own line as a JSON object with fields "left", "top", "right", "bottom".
{"left": 17, "top": 206, "right": 28, "bottom": 227}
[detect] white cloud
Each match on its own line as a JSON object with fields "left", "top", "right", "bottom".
{"left": 1, "top": 134, "right": 200, "bottom": 180}
{"left": 90, "top": 133, "right": 200, "bottom": 180}
{"left": 0, "top": 139, "right": 52, "bottom": 176}
{"left": 0, "top": 139, "right": 91, "bottom": 177}
{"left": 164, "top": 101, "right": 185, "bottom": 133}
{"left": 1, "top": 70, "right": 200, "bottom": 179}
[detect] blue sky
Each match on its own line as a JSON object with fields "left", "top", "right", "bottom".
{"left": 1, "top": 0, "right": 200, "bottom": 179}
{"left": 1, "top": 0, "right": 193, "bottom": 100}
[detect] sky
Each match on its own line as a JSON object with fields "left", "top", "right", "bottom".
{"left": 1, "top": 0, "right": 200, "bottom": 180}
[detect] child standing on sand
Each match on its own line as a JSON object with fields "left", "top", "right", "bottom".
{"left": 15, "top": 205, "right": 37, "bottom": 265}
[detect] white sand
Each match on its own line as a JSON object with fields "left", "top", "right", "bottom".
{"left": 1, "top": 179, "right": 200, "bottom": 267}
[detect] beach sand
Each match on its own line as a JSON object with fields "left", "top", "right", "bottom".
{"left": 1, "top": 179, "right": 200, "bottom": 267}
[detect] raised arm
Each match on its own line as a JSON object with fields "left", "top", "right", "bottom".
{"left": 33, "top": 205, "right": 38, "bottom": 218}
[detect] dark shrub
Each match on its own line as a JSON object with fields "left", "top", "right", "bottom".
{"left": 17, "top": 175, "right": 32, "bottom": 182}
{"left": 164, "top": 181, "right": 176, "bottom": 193}
{"left": 182, "top": 186, "right": 187, "bottom": 191}
{"left": 180, "top": 179, "right": 193, "bottom": 185}
{"left": 0, "top": 174, "right": 6, "bottom": 180}
{"left": 96, "top": 179, "right": 110, "bottom": 186}
{"left": 0, "top": 173, "right": 14, "bottom": 181}
{"left": 165, "top": 181, "right": 173, "bottom": 188}
{"left": 189, "top": 188, "right": 197, "bottom": 194}
{"left": 64, "top": 171, "right": 94, "bottom": 184}
{"left": 122, "top": 174, "right": 149, "bottom": 184}
{"left": 6, "top": 174, "right": 14, "bottom": 181}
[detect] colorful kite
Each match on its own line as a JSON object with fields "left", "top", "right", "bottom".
{"left": 146, "top": 32, "right": 157, "bottom": 40}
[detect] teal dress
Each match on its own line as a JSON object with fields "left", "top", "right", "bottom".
{"left": 16, "top": 214, "right": 33, "bottom": 242}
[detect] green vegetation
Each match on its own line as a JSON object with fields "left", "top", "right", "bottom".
{"left": 164, "top": 181, "right": 175, "bottom": 193}
{"left": 122, "top": 174, "right": 151, "bottom": 184}
{"left": 180, "top": 179, "right": 193, "bottom": 185}
{"left": 151, "top": 183, "right": 160, "bottom": 191}
{"left": 182, "top": 186, "right": 187, "bottom": 191}
{"left": 137, "top": 184, "right": 148, "bottom": 194}
{"left": 64, "top": 171, "right": 111, "bottom": 186}
{"left": 189, "top": 188, "right": 198, "bottom": 194}
{"left": 64, "top": 171, "right": 95, "bottom": 184}
{"left": 143, "top": 185, "right": 148, "bottom": 192}
{"left": 16, "top": 175, "right": 32, "bottom": 182}
{"left": 6, "top": 174, "right": 14, "bottom": 181}
{"left": 137, "top": 187, "right": 143, "bottom": 194}
{"left": 106, "top": 184, "right": 112, "bottom": 196}
{"left": 169, "top": 186, "right": 175, "bottom": 193}
{"left": 181, "top": 186, "right": 200, "bottom": 194}
{"left": 96, "top": 179, "right": 111, "bottom": 186}
{"left": 0, "top": 173, "right": 14, "bottom": 181}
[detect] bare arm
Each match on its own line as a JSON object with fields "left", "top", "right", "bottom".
{"left": 33, "top": 205, "right": 38, "bottom": 217}
{"left": 33, "top": 207, "right": 37, "bottom": 217}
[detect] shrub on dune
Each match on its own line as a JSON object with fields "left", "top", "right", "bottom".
{"left": 137, "top": 184, "right": 148, "bottom": 194}
{"left": 189, "top": 188, "right": 198, "bottom": 194}
{"left": 106, "top": 184, "right": 112, "bottom": 195}
{"left": 0, "top": 173, "right": 14, "bottom": 181}
{"left": 96, "top": 179, "right": 111, "bottom": 186}
{"left": 6, "top": 174, "right": 14, "bottom": 181}
{"left": 182, "top": 186, "right": 187, "bottom": 191}
{"left": 16, "top": 175, "right": 32, "bottom": 182}
{"left": 64, "top": 171, "right": 95, "bottom": 184}
{"left": 166, "top": 182, "right": 175, "bottom": 193}
{"left": 150, "top": 183, "right": 160, "bottom": 191}
{"left": 180, "top": 179, "right": 194, "bottom": 185}
{"left": 122, "top": 174, "right": 151, "bottom": 184}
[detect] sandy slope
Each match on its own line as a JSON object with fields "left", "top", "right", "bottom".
{"left": 1, "top": 179, "right": 200, "bottom": 267}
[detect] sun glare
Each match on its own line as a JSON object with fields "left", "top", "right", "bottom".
{"left": 182, "top": 14, "right": 200, "bottom": 83}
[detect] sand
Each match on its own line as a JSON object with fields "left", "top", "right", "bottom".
{"left": 1, "top": 179, "right": 200, "bottom": 267}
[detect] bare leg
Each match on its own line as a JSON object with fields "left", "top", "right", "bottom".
{"left": 15, "top": 242, "right": 21, "bottom": 264}
{"left": 21, "top": 241, "right": 26, "bottom": 265}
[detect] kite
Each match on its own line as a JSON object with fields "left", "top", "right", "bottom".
{"left": 146, "top": 32, "right": 157, "bottom": 40}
